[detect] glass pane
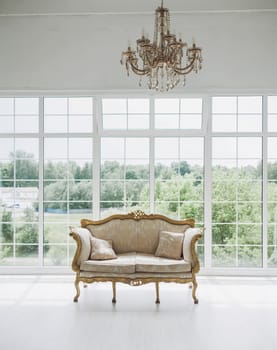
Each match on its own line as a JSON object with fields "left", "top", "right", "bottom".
{"left": 15, "top": 245, "right": 39, "bottom": 266}
{"left": 268, "top": 115, "right": 277, "bottom": 132}
{"left": 238, "top": 246, "right": 262, "bottom": 267}
{"left": 15, "top": 116, "right": 39, "bottom": 133}
{"left": 69, "top": 181, "right": 92, "bottom": 201}
{"left": 15, "top": 138, "right": 38, "bottom": 159}
{"left": 212, "top": 97, "right": 237, "bottom": 113}
{"left": 238, "top": 96, "right": 262, "bottom": 114}
{"left": 238, "top": 115, "right": 261, "bottom": 132}
{"left": 0, "top": 98, "right": 13, "bottom": 114}
{"left": 212, "top": 138, "right": 236, "bottom": 158}
{"left": 155, "top": 115, "right": 179, "bottom": 129}
{"left": 102, "top": 99, "right": 126, "bottom": 114}
{"left": 44, "top": 138, "right": 67, "bottom": 159}
{"left": 155, "top": 138, "right": 178, "bottom": 159}
{"left": 100, "top": 203, "right": 125, "bottom": 218}
{"left": 212, "top": 202, "right": 236, "bottom": 222}
{"left": 237, "top": 138, "right": 261, "bottom": 158}
{"left": 0, "top": 138, "right": 13, "bottom": 159}
{"left": 103, "top": 115, "right": 127, "bottom": 129}
{"left": 101, "top": 138, "right": 124, "bottom": 159}
{"left": 69, "top": 115, "right": 93, "bottom": 133}
{"left": 212, "top": 245, "right": 236, "bottom": 267}
{"left": 212, "top": 115, "right": 236, "bottom": 132}
{"left": 212, "top": 224, "right": 236, "bottom": 244}
{"left": 180, "top": 138, "right": 203, "bottom": 158}
{"left": 268, "top": 138, "right": 277, "bottom": 159}
{"left": 44, "top": 245, "right": 67, "bottom": 266}
{"left": 180, "top": 115, "right": 202, "bottom": 129}
{"left": 128, "top": 99, "right": 149, "bottom": 113}
{"left": 268, "top": 96, "right": 277, "bottom": 113}
{"left": 44, "top": 223, "right": 68, "bottom": 243}
{"left": 126, "top": 138, "right": 149, "bottom": 158}
{"left": 212, "top": 181, "right": 236, "bottom": 201}
{"left": 128, "top": 115, "right": 149, "bottom": 129}
{"left": 100, "top": 181, "right": 124, "bottom": 201}
{"left": 69, "top": 97, "right": 93, "bottom": 114}
{"left": 44, "top": 98, "right": 67, "bottom": 114}
{"left": 15, "top": 98, "right": 38, "bottom": 115}
{"left": 180, "top": 98, "right": 202, "bottom": 113}
{"left": 68, "top": 138, "right": 92, "bottom": 159}
{"left": 16, "top": 223, "right": 38, "bottom": 244}
{"left": 155, "top": 99, "right": 179, "bottom": 113}
{"left": 44, "top": 115, "right": 68, "bottom": 133}
{"left": 44, "top": 181, "right": 67, "bottom": 201}
{"left": 101, "top": 161, "right": 124, "bottom": 179}
{"left": 238, "top": 224, "right": 262, "bottom": 245}
{"left": 0, "top": 116, "right": 14, "bottom": 133}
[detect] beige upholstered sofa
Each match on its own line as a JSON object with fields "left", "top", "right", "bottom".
{"left": 70, "top": 210, "right": 203, "bottom": 304}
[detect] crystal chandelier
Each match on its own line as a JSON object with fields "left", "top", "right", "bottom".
{"left": 120, "top": 1, "right": 202, "bottom": 92}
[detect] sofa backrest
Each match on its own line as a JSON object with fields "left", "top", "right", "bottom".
{"left": 81, "top": 211, "right": 194, "bottom": 255}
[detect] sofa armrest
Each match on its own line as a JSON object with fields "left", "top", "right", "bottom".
{"left": 69, "top": 227, "right": 92, "bottom": 272}
{"left": 183, "top": 227, "right": 204, "bottom": 273}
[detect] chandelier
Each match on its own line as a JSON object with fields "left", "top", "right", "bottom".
{"left": 120, "top": 1, "right": 202, "bottom": 92}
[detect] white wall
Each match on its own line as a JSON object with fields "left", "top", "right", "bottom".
{"left": 0, "top": 6, "right": 277, "bottom": 92}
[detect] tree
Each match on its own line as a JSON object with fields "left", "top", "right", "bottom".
{"left": 1, "top": 209, "right": 13, "bottom": 243}
{"left": 16, "top": 208, "right": 38, "bottom": 256}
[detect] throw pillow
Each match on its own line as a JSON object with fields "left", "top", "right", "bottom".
{"left": 90, "top": 237, "right": 117, "bottom": 260}
{"left": 155, "top": 230, "right": 184, "bottom": 260}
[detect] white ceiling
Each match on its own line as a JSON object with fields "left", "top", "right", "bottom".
{"left": 1, "top": 0, "right": 277, "bottom": 15}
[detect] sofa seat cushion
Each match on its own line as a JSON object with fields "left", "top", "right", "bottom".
{"left": 135, "top": 254, "right": 191, "bottom": 273}
{"left": 80, "top": 253, "right": 136, "bottom": 273}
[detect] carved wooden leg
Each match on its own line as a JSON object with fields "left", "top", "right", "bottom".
{"left": 74, "top": 276, "right": 80, "bottom": 302}
{"left": 155, "top": 281, "right": 160, "bottom": 304}
{"left": 112, "top": 281, "right": 116, "bottom": 303}
{"left": 192, "top": 277, "right": 199, "bottom": 304}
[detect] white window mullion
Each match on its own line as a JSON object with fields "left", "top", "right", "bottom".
{"left": 93, "top": 96, "right": 101, "bottom": 219}
{"left": 204, "top": 96, "right": 212, "bottom": 268}
{"left": 150, "top": 98, "right": 155, "bottom": 213}
{"left": 262, "top": 95, "right": 268, "bottom": 269}
{"left": 38, "top": 96, "right": 44, "bottom": 266}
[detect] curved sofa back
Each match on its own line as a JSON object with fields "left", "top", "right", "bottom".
{"left": 82, "top": 211, "right": 194, "bottom": 255}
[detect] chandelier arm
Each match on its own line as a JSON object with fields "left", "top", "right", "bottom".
{"left": 128, "top": 59, "right": 150, "bottom": 76}
{"left": 173, "top": 56, "right": 198, "bottom": 75}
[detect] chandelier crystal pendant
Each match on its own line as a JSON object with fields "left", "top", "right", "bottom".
{"left": 120, "top": 1, "right": 203, "bottom": 92}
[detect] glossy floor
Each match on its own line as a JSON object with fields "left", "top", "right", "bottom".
{"left": 0, "top": 276, "right": 276, "bottom": 350}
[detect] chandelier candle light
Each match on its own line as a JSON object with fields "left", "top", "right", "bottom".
{"left": 120, "top": 0, "right": 203, "bottom": 92}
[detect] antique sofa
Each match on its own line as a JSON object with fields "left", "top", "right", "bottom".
{"left": 70, "top": 210, "right": 203, "bottom": 304}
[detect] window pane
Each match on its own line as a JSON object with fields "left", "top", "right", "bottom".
{"left": 128, "top": 99, "right": 149, "bottom": 114}
{"left": 212, "top": 97, "right": 237, "bottom": 113}
{"left": 103, "top": 115, "right": 127, "bottom": 129}
{"left": 213, "top": 138, "right": 236, "bottom": 158}
{"left": 44, "top": 98, "right": 67, "bottom": 114}
{"left": 102, "top": 99, "right": 126, "bottom": 114}
{"left": 238, "top": 115, "right": 261, "bottom": 132}
{"left": 155, "top": 114, "right": 179, "bottom": 129}
{"left": 268, "top": 96, "right": 277, "bottom": 113}
{"left": 69, "top": 97, "right": 93, "bottom": 115}
{"left": 155, "top": 138, "right": 178, "bottom": 159}
{"left": 128, "top": 115, "right": 149, "bottom": 129}
{"left": 102, "top": 138, "right": 124, "bottom": 159}
{"left": 0, "top": 116, "right": 14, "bottom": 133}
{"left": 15, "top": 116, "right": 39, "bottom": 133}
{"left": 0, "top": 98, "right": 13, "bottom": 114}
{"left": 238, "top": 96, "right": 262, "bottom": 114}
{"left": 213, "top": 115, "right": 236, "bottom": 132}
{"left": 44, "top": 138, "right": 67, "bottom": 159}
{"left": 180, "top": 115, "right": 202, "bottom": 129}
{"left": 15, "top": 98, "right": 39, "bottom": 115}
{"left": 44, "top": 115, "right": 67, "bottom": 133}
{"left": 180, "top": 98, "right": 202, "bottom": 113}
{"left": 155, "top": 99, "right": 179, "bottom": 113}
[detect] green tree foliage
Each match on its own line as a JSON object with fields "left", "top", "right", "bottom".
{"left": 1, "top": 209, "right": 13, "bottom": 243}
{"left": 16, "top": 208, "right": 38, "bottom": 255}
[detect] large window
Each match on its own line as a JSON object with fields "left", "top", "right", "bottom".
{"left": 1, "top": 94, "right": 277, "bottom": 272}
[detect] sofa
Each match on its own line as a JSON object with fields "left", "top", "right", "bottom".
{"left": 70, "top": 210, "right": 203, "bottom": 304}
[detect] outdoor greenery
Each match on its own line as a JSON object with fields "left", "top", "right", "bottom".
{"left": 1, "top": 150, "right": 277, "bottom": 267}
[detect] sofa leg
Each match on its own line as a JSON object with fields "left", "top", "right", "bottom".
{"left": 192, "top": 277, "right": 199, "bottom": 304}
{"left": 112, "top": 281, "right": 116, "bottom": 303}
{"left": 74, "top": 277, "right": 80, "bottom": 302}
{"left": 155, "top": 282, "right": 160, "bottom": 304}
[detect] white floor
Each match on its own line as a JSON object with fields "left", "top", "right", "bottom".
{"left": 0, "top": 276, "right": 277, "bottom": 350}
